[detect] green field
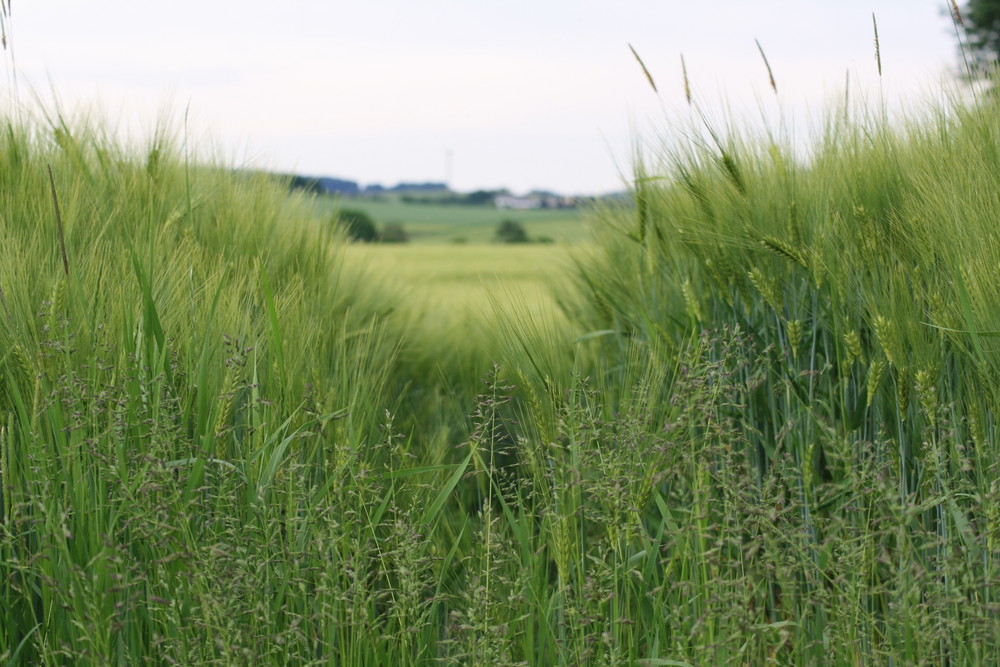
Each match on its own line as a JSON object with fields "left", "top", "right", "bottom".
{"left": 316, "top": 194, "right": 588, "bottom": 243}
{"left": 8, "top": 84, "right": 1000, "bottom": 664}
{"left": 347, "top": 243, "right": 574, "bottom": 353}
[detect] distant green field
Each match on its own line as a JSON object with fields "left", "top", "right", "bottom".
{"left": 314, "top": 194, "right": 589, "bottom": 244}
{"left": 344, "top": 243, "right": 574, "bottom": 324}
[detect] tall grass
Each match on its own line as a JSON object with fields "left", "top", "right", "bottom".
{"left": 0, "top": 112, "right": 422, "bottom": 664}
{"left": 5, "top": 71, "right": 1000, "bottom": 664}
{"left": 546, "top": 90, "right": 1000, "bottom": 662}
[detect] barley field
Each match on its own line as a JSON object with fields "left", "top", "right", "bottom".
{"left": 4, "top": 89, "right": 1000, "bottom": 665}
{"left": 344, "top": 243, "right": 571, "bottom": 330}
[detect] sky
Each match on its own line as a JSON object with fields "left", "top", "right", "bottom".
{"left": 5, "top": 1, "right": 962, "bottom": 195}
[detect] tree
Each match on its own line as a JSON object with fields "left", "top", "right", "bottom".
{"left": 336, "top": 208, "right": 378, "bottom": 242}
{"left": 466, "top": 189, "right": 506, "bottom": 206}
{"left": 495, "top": 219, "right": 530, "bottom": 244}
{"left": 379, "top": 223, "right": 410, "bottom": 243}
{"left": 957, "top": 1, "right": 1000, "bottom": 75}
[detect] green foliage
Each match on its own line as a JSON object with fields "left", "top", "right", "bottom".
{"left": 9, "top": 75, "right": 1000, "bottom": 665}
{"left": 337, "top": 206, "right": 378, "bottom": 242}
{"left": 379, "top": 221, "right": 410, "bottom": 243}
{"left": 551, "top": 93, "right": 1000, "bottom": 663}
{"left": 495, "top": 218, "right": 529, "bottom": 243}
{"left": 464, "top": 188, "right": 506, "bottom": 206}
{"left": 400, "top": 188, "right": 506, "bottom": 206}
{"left": 962, "top": 0, "right": 1000, "bottom": 72}
{"left": 0, "top": 113, "right": 413, "bottom": 664}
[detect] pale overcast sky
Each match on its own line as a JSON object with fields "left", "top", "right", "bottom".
{"left": 6, "top": 1, "right": 960, "bottom": 194}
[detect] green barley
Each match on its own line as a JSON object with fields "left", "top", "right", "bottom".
{"left": 844, "top": 329, "right": 863, "bottom": 364}
{"left": 786, "top": 318, "right": 803, "bottom": 359}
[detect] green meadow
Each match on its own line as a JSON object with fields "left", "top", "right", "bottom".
{"left": 7, "top": 82, "right": 1000, "bottom": 666}
{"left": 318, "top": 195, "right": 587, "bottom": 243}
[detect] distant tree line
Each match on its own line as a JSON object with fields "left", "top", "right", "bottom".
{"left": 959, "top": 0, "right": 1000, "bottom": 77}
{"left": 336, "top": 208, "right": 409, "bottom": 243}
{"left": 287, "top": 174, "right": 449, "bottom": 198}
{"left": 400, "top": 189, "right": 510, "bottom": 206}
{"left": 338, "top": 210, "right": 555, "bottom": 245}
{"left": 287, "top": 175, "right": 361, "bottom": 196}
{"left": 371, "top": 182, "right": 449, "bottom": 194}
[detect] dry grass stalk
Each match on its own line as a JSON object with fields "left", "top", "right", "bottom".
{"left": 0, "top": 0, "right": 9, "bottom": 50}
{"left": 949, "top": 0, "right": 965, "bottom": 28}
{"left": 628, "top": 43, "right": 657, "bottom": 93}
{"left": 872, "top": 13, "right": 882, "bottom": 76}
{"left": 681, "top": 53, "right": 692, "bottom": 105}
{"left": 755, "top": 39, "right": 777, "bottom": 94}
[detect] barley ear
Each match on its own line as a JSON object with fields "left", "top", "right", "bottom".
{"left": 915, "top": 368, "right": 937, "bottom": 428}
{"left": 761, "top": 236, "right": 807, "bottom": 269}
{"left": 873, "top": 315, "right": 898, "bottom": 368}
{"left": 786, "top": 319, "right": 803, "bottom": 360}
{"left": 682, "top": 279, "right": 703, "bottom": 322}
{"left": 867, "top": 358, "right": 886, "bottom": 407}
{"left": 843, "top": 330, "right": 862, "bottom": 365}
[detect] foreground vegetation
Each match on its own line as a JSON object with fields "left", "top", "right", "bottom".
{"left": 5, "top": 87, "right": 1000, "bottom": 665}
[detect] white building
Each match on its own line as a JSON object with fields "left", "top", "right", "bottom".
{"left": 494, "top": 195, "right": 542, "bottom": 210}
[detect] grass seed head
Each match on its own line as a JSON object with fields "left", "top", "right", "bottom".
{"left": 873, "top": 315, "right": 897, "bottom": 367}
{"left": 786, "top": 319, "right": 802, "bottom": 359}
{"left": 867, "top": 358, "right": 886, "bottom": 407}
{"left": 873, "top": 13, "right": 882, "bottom": 77}
{"left": 628, "top": 43, "right": 657, "bottom": 93}
{"left": 949, "top": 0, "right": 965, "bottom": 28}
{"left": 915, "top": 368, "right": 937, "bottom": 427}
{"left": 681, "top": 53, "right": 692, "bottom": 105}
{"left": 844, "top": 330, "right": 863, "bottom": 364}
{"left": 755, "top": 39, "right": 777, "bottom": 94}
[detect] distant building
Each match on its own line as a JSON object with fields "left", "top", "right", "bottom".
{"left": 495, "top": 195, "right": 542, "bottom": 210}
{"left": 541, "top": 196, "right": 579, "bottom": 209}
